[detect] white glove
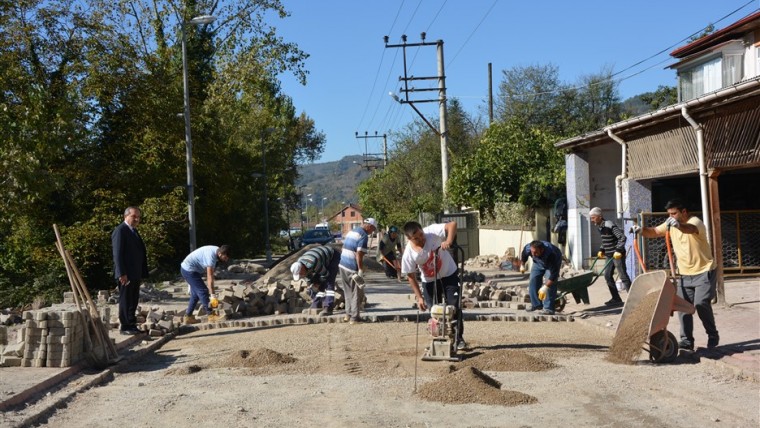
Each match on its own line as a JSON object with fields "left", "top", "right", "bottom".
{"left": 666, "top": 217, "right": 680, "bottom": 229}
{"left": 613, "top": 251, "right": 622, "bottom": 260}
{"left": 519, "top": 266, "right": 526, "bottom": 274}
{"left": 629, "top": 225, "right": 641, "bottom": 235}
{"left": 357, "top": 269, "right": 364, "bottom": 278}
{"left": 538, "top": 285, "right": 549, "bottom": 301}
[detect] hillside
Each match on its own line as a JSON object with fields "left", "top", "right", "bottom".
{"left": 296, "top": 155, "right": 372, "bottom": 210}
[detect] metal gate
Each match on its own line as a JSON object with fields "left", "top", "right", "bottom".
{"left": 438, "top": 212, "right": 480, "bottom": 262}
{"left": 639, "top": 210, "right": 760, "bottom": 277}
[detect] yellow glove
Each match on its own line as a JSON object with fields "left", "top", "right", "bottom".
{"left": 597, "top": 251, "right": 604, "bottom": 258}
{"left": 613, "top": 251, "right": 622, "bottom": 260}
{"left": 538, "top": 285, "right": 550, "bottom": 301}
{"left": 210, "top": 294, "right": 219, "bottom": 309}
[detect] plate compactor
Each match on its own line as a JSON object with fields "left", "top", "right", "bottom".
{"left": 420, "top": 245, "right": 465, "bottom": 362}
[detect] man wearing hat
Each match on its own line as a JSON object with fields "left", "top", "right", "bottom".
{"left": 339, "top": 218, "right": 377, "bottom": 323}
{"left": 290, "top": 244, "right": 341, "bottom": 316}
{"left": 377, "top": 225, "right": 403, "bottom": 279}
{"left": 589, "top": 207, "right": 630, "bottom": 306}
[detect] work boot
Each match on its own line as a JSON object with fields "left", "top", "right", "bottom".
{"left": 678, "top": 339, "right": 694, "bottom": 351}
{"left": 707, "top": 335, "right": 720, "bottom": 349}
{"left": 604, "top": 298, "right": 624, "bottom": 306}
{"left": 183, "top": 314, "right": 200, "bottom": 325}
{"left": 318, "top": 307, "right": 333, "bottom": 317}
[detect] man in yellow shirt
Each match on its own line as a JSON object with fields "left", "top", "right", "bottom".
{"left": 632, "top": 199, "right": 719, "bottom": 351}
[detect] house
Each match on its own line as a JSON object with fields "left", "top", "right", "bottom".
{"left": 327, "top": 203, "right": 366, "bottom": 237}
{"left": 555, "top": 11, "right": 760, "bottom": 299}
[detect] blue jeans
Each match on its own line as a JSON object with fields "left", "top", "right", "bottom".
{"left": 181, "top": 267, "right": 210, "bottom": 315}
{"left": 529, "top": 266, "right": 557, "bottom": 310}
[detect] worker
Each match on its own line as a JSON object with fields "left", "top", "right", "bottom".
{"left": 377, "top": 225, "right": 403, "bottom": 278}
{"left": 180, "top": 245, "right": 230, "bottom": 324}
{"left": 401, "top": 221, "right": 467, "bottom": 350}
{"left": 339, "top": 218, "right": 377, "bottom": 324}
{"left": 630, "top": 199, "right": 719, "bottom": 350}
{"left": 290, "top": 244, "right": 341, "bottom": 316}
{"left": 589, "top": 207, "right": 631, "bottom": 306}
{"left": 519, "top": 240, "right": 563, "bottom": 315}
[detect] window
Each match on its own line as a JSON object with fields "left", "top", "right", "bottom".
{"left": 723, "top": 53, "right": 744, "bottom": 86}
{"left": 350, "top": 211, "right": 355, "bottom": 217}
{"left": 679, "top": 50, "right": 745, "bottom": 101}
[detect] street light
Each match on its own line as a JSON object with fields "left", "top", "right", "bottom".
{"left": 305, "top": 194, "right": 312, "bottom": 227}
{"left": 181, "top": 14, "right": 216, "bottom": 251}
{"left": 321, "top": 197, "right": 327, "bottom": 219}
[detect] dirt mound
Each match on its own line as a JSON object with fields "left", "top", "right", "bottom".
{"left": 212, "top": 348, "right": 297, "bottom": 369}
{"left": 165, "top": 364, "right": 204, "bottom": 376}
{"left": 458, "top": 349, "right": 557, "bottom": 372}
{"left": 607, "top": 291, "right": 659, "bottom": 364}
{"left": 418, "top": 366, "right": 537, "bottom": 406}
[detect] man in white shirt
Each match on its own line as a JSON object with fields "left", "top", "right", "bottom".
{"left": 401, "top": 221, "right": 466, "bottom": 350}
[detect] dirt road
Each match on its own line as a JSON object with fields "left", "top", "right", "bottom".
{"left": 23, "top": 321, "right": 758, "bottom": 427}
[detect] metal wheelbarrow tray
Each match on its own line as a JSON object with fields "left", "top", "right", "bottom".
{"left": 552, "top": 257, "right": 612, "bottom": 312}
{"left": 614, "top": 270, "right": 695, "bottom": 363}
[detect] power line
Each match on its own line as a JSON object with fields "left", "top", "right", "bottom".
{"left": 446, "top": 0, "right": 498, "bottom": 68}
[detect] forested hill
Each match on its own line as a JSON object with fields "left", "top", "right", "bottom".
{"left": 297, "top": 155, "right": 371, "bottom": 206}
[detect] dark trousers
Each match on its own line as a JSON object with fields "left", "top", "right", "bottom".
{"left": 422, "top": 271, "right": 464, "bottom": 342}
{"left": 603, "top": 255, "right": 631, "bottom": 300}
{"left": 308, "top": 251, "right": 341, "bottom": 309}
{"left": 118, "top": 280, "right": 140, "bottom": 331}
{"left": 677, "top": 270, "right": 719, "bottom": 343}
{"left": 182, "top": 267, "right": 210, "bottom": 316}
{"left": 382, "top": 252, "right": 398, "bottom": 277}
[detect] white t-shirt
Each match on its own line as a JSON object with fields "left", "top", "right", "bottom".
{"left": 401, "top": 223, "right": 457, "bottom": 282}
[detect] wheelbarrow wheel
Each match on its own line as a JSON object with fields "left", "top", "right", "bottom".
{"left": 553, "top": 296, "right": 566, "bottom": 313}
{"left": 649, "top": 331, "right": 678, "bottom": 363}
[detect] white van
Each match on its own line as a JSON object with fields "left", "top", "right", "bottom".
{"left": 315, "top": 223, "right": 329, "bottom": 230}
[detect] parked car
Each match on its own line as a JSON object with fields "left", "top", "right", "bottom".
{"left": 299, "top": 228, "right": 335, "bottom": 248}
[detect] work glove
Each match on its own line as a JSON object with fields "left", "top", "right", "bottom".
{"left": 210, "top": 293, "right": 219, "bottom": 309}
{"left": 629, "top": 225, "right": 641, "bottom": 235}
{"left": 613, "top": 251, "right": 623, "bottom": 260}
{"left": 519, "top": 266, "right": 526, "bottom": 274}
{"left": 357, "top": 269, "right": 364, "bottom": 278}
{"left": 666, "top": 217, "right": 680, "bottom": 229}
{"left": 597, "top": 251, "right": 605, "bottom": 259}
{"left": 538, "top": 285, "right": 550, "bottom": 301}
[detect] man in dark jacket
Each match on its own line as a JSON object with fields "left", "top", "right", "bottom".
{"left": 520, "top": 240, "right": 563, "bottom": 315}
{"left": 111, "top": 206, "right": 149, "bottom": 335}
{"left": 590, "top": 207, "right": 630, "bottom": 306}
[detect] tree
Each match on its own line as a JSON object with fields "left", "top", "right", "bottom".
{"left": 447, "top": 119, "right": 565, "bottom": 215}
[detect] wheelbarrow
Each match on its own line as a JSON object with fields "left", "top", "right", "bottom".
{"left": 552, "top": 257, "right": 612, "bottom": 312}
{"left": 613, "top": 270, "right": 695, "bottom": 363}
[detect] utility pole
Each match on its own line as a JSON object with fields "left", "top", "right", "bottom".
{"left": 488, "top": 62, "right": 493, "bottom": 125}
{"left": 385, "top": 33, "right": 449, "bottom": 211}
{"left": 354, "top": 131, "right": 387, "bottom": 170}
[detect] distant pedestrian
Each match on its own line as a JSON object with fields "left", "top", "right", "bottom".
{"left": 111, "top": 206, "right": 149, "bottom": 335}
{"left": 377, "top": 226, "right": 403, "bottom": 279}
{"left": 180, "top": 245, "right": 231, "bottom": 324}
{"left": 290, "top": 244, "right": 341, "bottom": 316}
{"left": 519, "top": 240, "right": 563, "bottom": 315}
{"left": 589, "top": 207, "right": 631, "bottom": 306}
{"left": 339, "top": 218, "right": 377, "bottom": 323}
{"left": 631, "top": 199, "right": 719, "bottom": 350}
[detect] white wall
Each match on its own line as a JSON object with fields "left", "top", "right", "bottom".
{"left": 478, "top": 227, "right": 535, "bottom": 258}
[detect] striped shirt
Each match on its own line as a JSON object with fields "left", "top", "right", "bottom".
{"left": 297, "top": 245, "right": 335, "bottom": 284}
{"left": 340, "top": 226, "right": 369, "bottom": 272}
{"left": 596, "top": 219, "right": 626, "bottom": 255}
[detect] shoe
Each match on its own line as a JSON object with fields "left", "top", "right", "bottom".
{"left": 707, "top": 335, "right": 720, "bottom": 349}
{"left": 456, "top": 340, "right": 468, "bottom": 351}
{"left": 604, "top": 299, "right": 624, "bottom": 306}
{"left": 119, "top": 330, "right": 137, "bottom": 336}
{"left": 349, "top": 318, "right": 362, "bottom": 325}
{"left": 183, "top": 314, "right": 200, "bottom": 325}
{"left": 342, "top": 316, "right": 350, "bottom": 322}
{"left": 537, "top": 309, "right": 555, "bottom": 315}
{"left": 678, "top": 339, "right": 694, "bottom": 351}
{"left": 525, "top": 305, "right": 538, "bottom": 312}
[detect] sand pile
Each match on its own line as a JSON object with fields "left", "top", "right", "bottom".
{"left": 458, "top": 349, "right": 557, "bottom": 372}
{"left": 165, "top": 364, "right": 203, "bottom": 376}
{"left": 213, "top": 348, "right": 297, "bottom": 369}
{"left": 607, "top": 292, "right": 659, "bottom": 364}
{"left": 418, "top": 366, "right": 537, "bottom": 406}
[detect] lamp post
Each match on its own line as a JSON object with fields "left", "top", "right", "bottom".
{"left": 321, "top": 197, "right": 327, "bottom": 220}
{"left": 305, "top": 194, "right": 312, "bottom": 227}
{"left": 181, "top": 14, "right": 215, "bottom": 251}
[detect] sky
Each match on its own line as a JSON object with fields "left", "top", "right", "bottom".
{"left": 270, "top": 0, "right": 760, "bottom": 163}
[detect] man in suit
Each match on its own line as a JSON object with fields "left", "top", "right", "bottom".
{"left": 112, "top": 206, "right": 149, "bottom": 335}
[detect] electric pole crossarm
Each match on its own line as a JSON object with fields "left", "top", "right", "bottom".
{"left": 400, "top": 76, "right": 441, "bottom": 82}
{"left": 398, "top": 98, "right": 441, "bottom": 104}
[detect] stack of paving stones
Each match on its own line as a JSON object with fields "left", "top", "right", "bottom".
{"left": 136, "top": 306, "right": 178, "bottom": 337}
{"left": 1, "top": 307, "right": 86, "bottom": 368}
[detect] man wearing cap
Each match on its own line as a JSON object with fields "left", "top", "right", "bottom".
{"left": 290, "top": 244, "right": 341, "bottom": 316}
{"left": 339, "top": 218, "right": 377, "bottom": 323}
{"left": 378, "top": 225, "right": 403, "bottom": 279}
{"left": 590, "top": 207, "right": 630, "bottom": 306}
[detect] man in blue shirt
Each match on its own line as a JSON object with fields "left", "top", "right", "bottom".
{"left": 180, "top": 245, "right": 231, "bottom": 324}
{"left": 520, "top": 240, "right": 563, "bottom": 315}
{"left": 339, "top": 218, "right": 377, "bottom": 323}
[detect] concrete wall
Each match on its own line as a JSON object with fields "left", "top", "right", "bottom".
{"left": 566, "top": 152, "right": 590, "bottom": 269}
{"left": 477, "top": 227, "right": 535, "bottom": 258}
